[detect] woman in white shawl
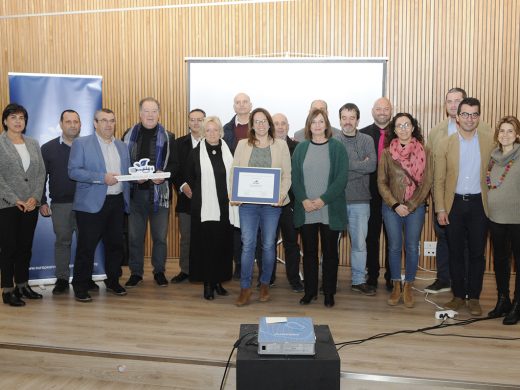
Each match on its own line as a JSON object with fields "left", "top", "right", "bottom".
{"left": 186, "top": 116, "right": 239, "bottom": 300}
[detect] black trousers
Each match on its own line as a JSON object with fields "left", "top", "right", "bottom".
{"left": 72, "top": 195, "right": 125, "bottom": 292}
{"left": 300, "top": 223, "right": 339, "bottom": 296}
{"left": 446, "top": 195, "right": 488, "bottom": 299}
{"left": 489, "top": 221, "right": 520, "bottom": 300}
{"left": 366, "top": 195, "right": 390, "bottom": 283}
{"left": 0, "top": 206, "right": 39, "bottom": 288}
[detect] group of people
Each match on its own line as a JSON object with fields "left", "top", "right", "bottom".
{"left": 1, "top": 90, "right": 519, "bottom": 325}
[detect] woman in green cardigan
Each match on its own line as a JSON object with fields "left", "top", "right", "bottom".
{"left": 291, "top": 108, "right": 348, "bottom": 307}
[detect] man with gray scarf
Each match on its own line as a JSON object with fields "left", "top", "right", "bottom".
{"left": 123, "top": 97, "right": 177, "bottom": 288}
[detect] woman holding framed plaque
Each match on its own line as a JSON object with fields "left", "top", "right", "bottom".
{"left": 186, "top": 116, "right": 238, "bottom": 300}
{"left": 231, "top": 107, "right": 292, "bottom": 307}
{"left": 291, "top": 108, "right": 348, "bottom": 308}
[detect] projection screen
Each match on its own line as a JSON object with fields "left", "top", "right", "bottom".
{"left": 187, "top": 57, "right": 387, "bottom": 137}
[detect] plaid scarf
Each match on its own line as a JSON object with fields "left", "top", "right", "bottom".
{"left": 125, "top": 123, "right": 170, "bottom": 211}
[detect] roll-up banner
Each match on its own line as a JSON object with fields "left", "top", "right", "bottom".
{"left": 8, "top": 72, "right": 104, "bottom": 285}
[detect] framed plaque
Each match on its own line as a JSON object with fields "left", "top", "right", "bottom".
{"left": 231, "top": 167, "right": 281, "bottom": 204}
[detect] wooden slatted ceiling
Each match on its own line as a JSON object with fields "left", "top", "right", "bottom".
{"left": 1, "top": 0, "right": 519, "bottom": 270}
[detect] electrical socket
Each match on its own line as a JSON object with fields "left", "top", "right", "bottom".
{"left": 424, "top": 241, "right": 437, "bottom": 257}
{"left": 435, "top": 310, "right": 458, "bottom": 319}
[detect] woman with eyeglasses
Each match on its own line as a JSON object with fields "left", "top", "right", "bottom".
{"left": 486, "top": 116, "right": 520, "bottom": 325}
{"left": 0, "top": 103, "right": 46, "bottom": 307}
{"left": 231, "top": 107, "right": 292, "bottom": 306}
{"left": 186, "top": 116, "right": 238, "bottom": 300}
{"left": 378, "top": 113, "right": 432, "bottom": 308}
{"left": 291, "top": 108, "right": 348, "bottom": 308}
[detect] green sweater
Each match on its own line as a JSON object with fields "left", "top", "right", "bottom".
{"left": 291, "top": 138, "right": 348, "bottom": 231}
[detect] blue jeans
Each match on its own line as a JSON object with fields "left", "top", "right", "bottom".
{"left": 346, "top": 203, "right": 370, "bottom": 285}
{"left": 128, "top": 189, "right": 170, "bottom": 276}
{"left": 382, "top": 203, "right": 425, "bottom": 282}
{"left": 239, "top": 204, "right": 281, "bottom": 289}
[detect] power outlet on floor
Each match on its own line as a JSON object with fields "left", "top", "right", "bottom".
{"left": 424, "top": 241, "right": 437, "bottom": 257}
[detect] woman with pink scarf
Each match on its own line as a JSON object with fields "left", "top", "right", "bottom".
{"left": 377, "top": 113, "right": 432, "bottom": 308}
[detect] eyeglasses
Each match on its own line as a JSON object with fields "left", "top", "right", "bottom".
{"left": 459, "top": 112, "right": 480, "bottom": 119}
{"left": 396, "top": 122, "right": 411, "bottom": 130}
{"left": 254, "top": 119, "right": 268, "bottom": 125}
{"left": 96, "top": 118, "right": 116, "bottom": 124}
{"left": 189, "top": 118, "right": 204, "bottom": 123}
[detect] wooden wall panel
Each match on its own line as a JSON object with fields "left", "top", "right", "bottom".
{"left": 2, "top": 0, "right": 519, "bottom": 271}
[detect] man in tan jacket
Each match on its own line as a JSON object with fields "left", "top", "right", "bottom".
{"left": 426, "top": 88, "right": 491, "bottom": 294}
{"left": 434, "top": 97, "right": 494, "bottom": 316}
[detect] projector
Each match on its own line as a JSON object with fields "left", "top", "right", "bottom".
{"left": 257, "top": 317, "right": 316, "bottom": 356}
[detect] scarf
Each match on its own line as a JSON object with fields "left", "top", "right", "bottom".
{"left": 389, "top": 137, "right": 426, "bottom": 201}
{"left": 124, "top": 123, "right": 170, "bottom": 211}
{"left": 200, "top": 139, "right": 240, "bottom": 228}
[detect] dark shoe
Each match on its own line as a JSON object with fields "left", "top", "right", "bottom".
{"left": 15, "top": 285, "right": 43, "bottom": 300}
{"left": 324, "top": 293, "right": 335, "bottom": 308}
{"left": 53, "top": 279, "right": 69, "bottom": 295}
{"left": 366, "top": 278, "right": 378, "bottom": 289}
{"left": 385, "top": 279, "right": 393, "bottom": 292}
{"left": 2, "top": 291, "right": 26, "bottom": 307}
{"left": 125, "top": 274, "right": 143, "bottom": 288}
{"left": 104, "top": 282, "right": 127, "bottom": 296}
{"left": 503, "top": 300, "right": 520, "bottom": 325}
{"left": 74, "top": 291, "right": 92, "bottom": 302}
{"left": 88, "top": 280, "right": 100, "bottom": 292}
{"left": 170, "top": 272, "right": 189, "bottom": 284}
{"left": 214, "top": 283, "right": 229, "bottom": 296}
{"left": 444, "top": 297, "right": 465, "bottom": 311}
{"left": 154, "top": 272, "right": 169, "bottom": 287}
{"left": 488, "top": 294, "right": 512, "bottom": 318}
{"left": 204, "top": 283, "right": 215, "bottom": 300}
{"left": 291, "top": 280, "right": 305, "bottom": 293}
{"left": 299, "top": 294, "right": 317, "bottom": 305}
{"left": 424, "top": 279, "right": 451, "bottom": 294}
{"left": 351, "top": 283, "right": 376, "bottom": 296}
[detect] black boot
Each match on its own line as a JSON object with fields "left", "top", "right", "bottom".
{"left": 2, "top": 291, "right": 26, "bottom": 307}
{"left": 503, "top": 299, "right": 520, "bottom": 325}
{"left": 214, "top": 283, "right": 229, "bottom": 296}
{"left": 15, "top": 285, "right": 43, "bottom": 300}
{"left": 203, "top": 282, "right": 214, "bottom": 300}
{"left": 488, "top": 294, "right": 512, "bottom": 318}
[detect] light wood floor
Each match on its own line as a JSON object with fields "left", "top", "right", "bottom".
{"left": 0, "top": 261, "right": 518, "bottom": 389}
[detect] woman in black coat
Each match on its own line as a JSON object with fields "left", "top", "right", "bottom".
{"left": 187, "top": 116, "right": 238, "bottom": 300}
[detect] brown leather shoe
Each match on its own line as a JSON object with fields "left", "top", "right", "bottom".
{"left": 468, "top": 299, "right": 482, "bottom": 316}
{"left": 259, "top": 283, "right": 270, "bottom": 302}
{"left": 444, "top": 297, "right": 465, "bottom": 311}
{"left": 235, "top": 288, "right": 252, "bottom": 307}
{"left": 403, "top": 282, "right": 414, "bottom": 308}
{"left": 387, "top": 281, "right": 402, "bottom": 306}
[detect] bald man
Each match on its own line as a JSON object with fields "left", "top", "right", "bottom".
{"left": 359, "top": 97, "right": 393, "bottom": 291}
{"left": 223, "top": 92, "right": 252, "bottom": 154}
{"left": 293, "top": 100, "right": 341, "bottom": 142}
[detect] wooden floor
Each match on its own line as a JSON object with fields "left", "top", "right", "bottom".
{"left": 0, "top": 261, "right": 518, "bottom": 389}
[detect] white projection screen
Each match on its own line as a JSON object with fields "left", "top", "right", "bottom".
{"left": 187, "top": 58, "right": 387, "bottom": 137}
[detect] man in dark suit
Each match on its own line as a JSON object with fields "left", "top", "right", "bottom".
{"left": 170, "top": 108, "right": 206, "bottom": 283}
{"left": 359, "top": 97, "right": 393, "bottom": 291}
{"left": 68, "top": 108, "right": 131, "bottom": 302}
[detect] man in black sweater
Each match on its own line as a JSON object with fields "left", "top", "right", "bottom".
{"left": 41, "top": 110, "right": 99, "bottom": 294}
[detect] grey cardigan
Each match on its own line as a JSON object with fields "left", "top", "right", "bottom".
{"left": 0, "top": 131, "right": 46, "bottom": 209}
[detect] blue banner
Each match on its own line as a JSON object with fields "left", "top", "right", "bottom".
{"left": 8, "top": 73, "right": 104, "bottom": 284}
